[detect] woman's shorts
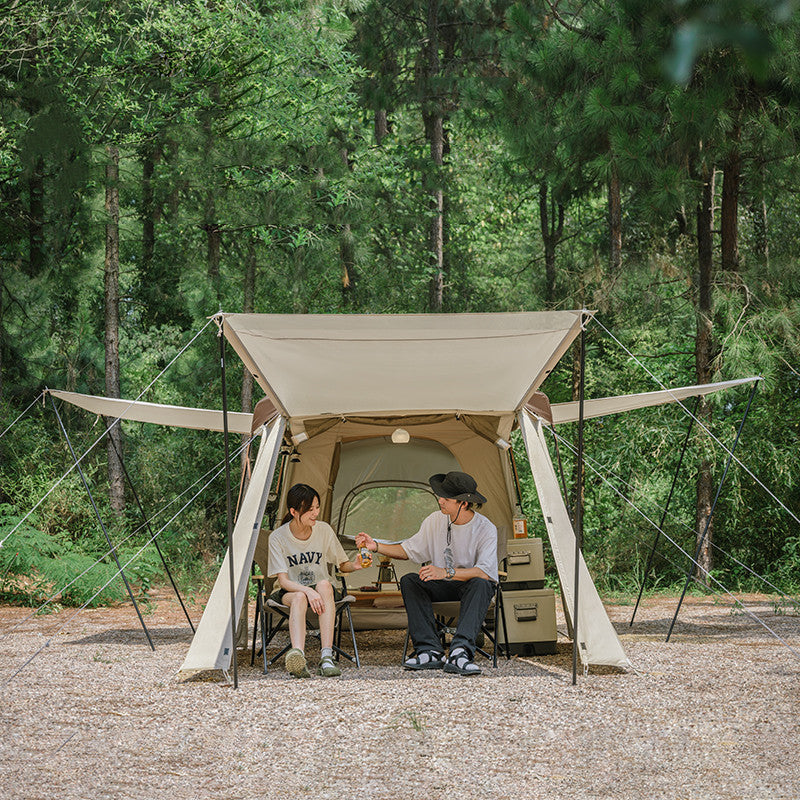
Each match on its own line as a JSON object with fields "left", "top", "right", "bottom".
{"left": 269, "top": 583, "right": 344, "bottom": 605}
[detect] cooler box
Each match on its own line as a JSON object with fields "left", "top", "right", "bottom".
{"left": 503, "top": 538, "right": 545, "bottom": 590}
{"left": 497, "top": 588, "right": 558, "bottom": 655}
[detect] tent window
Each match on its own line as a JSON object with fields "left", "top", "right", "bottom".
{"left": 340, "top": 485, "right": 439, "bottom": 543}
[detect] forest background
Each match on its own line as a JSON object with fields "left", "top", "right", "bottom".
{"left": 1, "top": 0, "right": 799, "bottom": 611}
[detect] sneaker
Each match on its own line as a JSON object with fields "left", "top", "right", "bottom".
{"left": 317, "top": 654, "right": 342, "bottom": 677}
{"left": 443, "top": 647, "right": 481, "bottom": 676}
{"left": 403, "top": 651, "right": 445, "bottom": 670}
{"left": 285, "top": 647, "right": 311, "bottom": 678}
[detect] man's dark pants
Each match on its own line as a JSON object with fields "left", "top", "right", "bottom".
{"left": 400, "top": 572, "right": 495, "bottom": 658}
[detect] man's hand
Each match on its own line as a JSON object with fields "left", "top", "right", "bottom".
{"left": 304, "top": 587, "right": 324, "bottom": 614}
{"left": 355, "top": 531, "right": 377, "bottom": 552}
{"left": 419, "top": 564, "right": 447, "bottom": 581}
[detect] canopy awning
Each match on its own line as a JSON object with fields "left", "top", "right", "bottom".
{"left": 542, "top": 377, "right": 760, "bottom": 425}
{"left": 47, "top": 389, "right": 256, "bottom": 435}
{"left": 218, "top": 311, "right": 588, "bottom": 418}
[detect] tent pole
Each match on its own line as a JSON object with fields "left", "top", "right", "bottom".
{"left": 629, "top": 395, "right": 700, "bottom": 627}
{"left": 219, "top": 327, "right": 239, "bottom": 688}
{"left": 49, "top": 397, "right": 155, "bottom": 651}
{"left": 667, "top": 380, "right": 760, "bottom": 641}
{"left": 550, "top": 431, "right": 573, "bottom": 522}
{"left": 572, "top": 314, "right": 587, "bottom": 685}
{"left": 103, "top": 421, "right": 195, "bottom": 633}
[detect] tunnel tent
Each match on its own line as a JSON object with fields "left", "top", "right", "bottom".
{"left": 48, "top": 311, "right": 758, "bottom": 680}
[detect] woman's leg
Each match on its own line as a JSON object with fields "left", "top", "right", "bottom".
{"left": 282, "top": 591, "right": 309, "bottom": 650}
{"left": 315, "top": 580, "right": 336, "bottom": 650}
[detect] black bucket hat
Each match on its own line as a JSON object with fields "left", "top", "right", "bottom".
{"left": 429, "top": 471, "right": 487, "bottom": 504}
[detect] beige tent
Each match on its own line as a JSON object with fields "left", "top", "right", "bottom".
{"left": 51, "top": 312, "right": 758, "bottom": 680}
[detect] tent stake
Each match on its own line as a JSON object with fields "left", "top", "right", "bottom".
{"left": 630, "top": 395, "right": 700, "bottom": 627}
{"left": 104, "top": 422, "right": 195, "bottom": 633}
{"left": 572, "top": 314, "right": 587, "bottom": 685}
{"left": 49, "top": 397, "right": 155, "bottom": 651}
{"left": 219, "top": 328, "right": 239, "bottom": 688}
{"left": 667, "top": 380, "right": 760, "bottom": 641}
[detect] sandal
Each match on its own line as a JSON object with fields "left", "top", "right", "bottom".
{"left": 403, "top": 651, "right": 445, "bottom": 670}
{"left": 318, "top": 654, "right": 342, "bottom": 677}
{"left": 443, "top": 647, "right": 481, "bottom": 676}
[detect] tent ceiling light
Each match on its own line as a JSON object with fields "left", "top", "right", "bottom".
{"left": 391, "top": 428, "right": 410, "bottom": 444}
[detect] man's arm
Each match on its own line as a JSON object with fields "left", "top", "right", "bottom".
{"left": 355, "top": 532, "right": 409, "bottom": 561}
{"left": 418, "top": 564, "right": 490, "bottom": 582}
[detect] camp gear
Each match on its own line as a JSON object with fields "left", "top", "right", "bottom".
{"left": 503, "top": 538, "right": 545, "bottom": 590}
{"left": 497, "top": 588, "right": 558, "bottom": 656}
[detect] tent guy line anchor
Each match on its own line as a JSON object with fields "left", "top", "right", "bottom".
{"left": 0, "top": 317, "right": 215, "bottom": 550}
{"left": 104, "top": 421, "right": 196, "bottom": 633}
{"left": 50, "top": 395, "right": 156, "bottom": 651}
{"left": 630, "top": 395, "right": 700, "bottom": 627}
{"left": 667, "top": 379, "right": 760, "bottom": 641}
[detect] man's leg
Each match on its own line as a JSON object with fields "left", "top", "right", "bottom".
{"left": 400, "top": 573, "right": 458, "bottom": 657}
{"left": 449, "top": 578, "right": 495, "bottom": 658}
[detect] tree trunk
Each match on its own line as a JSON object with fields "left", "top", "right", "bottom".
{"left": 694, "top": 164, "right": 716, "bottom": 579}
{"left": 720, "top": 124, "right": 741, "bottom": 272}
{"left": 539, "top": 183, "right": 564, "bottom": 307}
{"left": 240, "top": 233, "right": 256, "bottom": 473}
{"left": 104, "top": 145, "right": 125, "bottom": 514}
{"left": 0, "top": 260, "right": 4, "bottom": 400}
{"left": 423, "top": 0, "right": 445, "bottom": 312}
{"left": 608, "top": 163, "right": 622, "bottom": 274}
{"left": 375, "top": 109, "right": 388, "bottom": 145}
{"left": 28, "top": 155, "right": 45, "bottom": 276}
{"left": 751, "top": 158, "right": 769, "bottom": 268}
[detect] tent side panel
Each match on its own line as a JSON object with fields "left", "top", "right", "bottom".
{"left": 178, "top": 418, "right": 286, "bottom": 678}
{"left": 518, "top": 410, "right": 631, "bottom": 669}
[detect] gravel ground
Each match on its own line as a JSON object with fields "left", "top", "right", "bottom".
{"left": 0, "top": 592, "right": 798, "bottom": 800}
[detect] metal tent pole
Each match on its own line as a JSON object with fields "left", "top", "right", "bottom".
{"left": 666, "top": 380, "right": 760, "bottom": 641}
{"left": 572, "top": 314, "right": 587, "bottom": 686}
{"left": 219, "top": 326, "right": 239, "bottom": 688}
{"left": 629, "top": 395, "right": 700, "bottom": 627}
{"left": 49, "top": 397, "right": 155, "bottom": 650}
{"left": 104, "top": 422, "right": 195, "bottom": 633}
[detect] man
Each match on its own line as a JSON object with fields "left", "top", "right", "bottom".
{"left": 356, "top": 471, "right": 498, "bottom": 675}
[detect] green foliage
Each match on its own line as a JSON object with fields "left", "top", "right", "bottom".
{"left": 2, "top": 0, "right": 800, "bottom": 607}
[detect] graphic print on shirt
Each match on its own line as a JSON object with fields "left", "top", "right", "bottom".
{"left": 287, "top": 549, "right": 324, "bottom": 585}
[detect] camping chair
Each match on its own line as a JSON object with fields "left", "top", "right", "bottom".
{"left": 402, "top": 577, "right": 510, "bottom": 668}
{"left": 249, "top": 530, "right": 360, "bottom": 672}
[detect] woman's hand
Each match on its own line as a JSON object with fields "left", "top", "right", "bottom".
{"left": 304, "top": 587, "right": 324, "bottom": 614}
{"left": 355, "top": 531, "right": 377, "bottom": 552}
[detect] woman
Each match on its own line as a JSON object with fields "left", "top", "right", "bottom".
{"left": 267, "top": 483, "right": 364, "bottom": 677}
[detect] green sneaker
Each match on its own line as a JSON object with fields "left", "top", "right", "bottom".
{"left": 317, "top": 654, "right": 342, "bottom": 677}
{"left": 285, "top": 648, "right": 311, "bottom": 678}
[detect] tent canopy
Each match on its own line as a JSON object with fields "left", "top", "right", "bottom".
{"left": 219, "top": 311, "right": 587, "bottom": 418}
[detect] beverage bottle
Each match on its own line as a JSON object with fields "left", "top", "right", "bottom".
{"left": 360, "top": 546, "right": 372, "bottom": 568}
{"left": 512, "top": 505, "right": 528, "bottom": 538}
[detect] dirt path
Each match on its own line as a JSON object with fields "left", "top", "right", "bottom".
{"left": 0, "top": 593, "right": 798, "bottom": 800}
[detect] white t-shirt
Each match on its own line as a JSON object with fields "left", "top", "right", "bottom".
{"left": 400, "top": 511, "right": 498, "bottom": 581}
{"left": 267, "top": 520, "right": 347, "bottom": 587}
